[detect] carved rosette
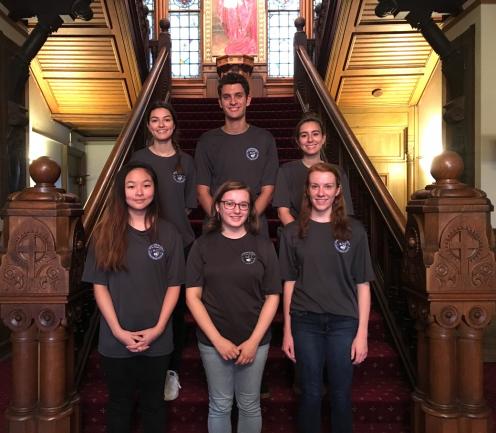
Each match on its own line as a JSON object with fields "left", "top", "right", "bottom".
{"left": 0, "top": 218, "right": 67, "bottom": 295}
{"left": 429, "top": 215, "right": 496, "bottom": 291}
{"left": 1, "top": 304, "right": 64, "bottom": 332}
{"left": 404, "top": 217, "right": 426, "bottom": 290}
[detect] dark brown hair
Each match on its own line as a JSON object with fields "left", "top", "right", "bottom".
{"left": 298, "top": 162, "right": 351, "bottom": 241}
{"left": 146, "top": 101, "right": 184, "bottom": 175}
{"left": 206, "top": 180, "right": 259, "bottom": 235}
{"left": 217, "top": 72, "right": 250, "bottom": 98}
{"left": 91, "top": 161, "right": 161, "bottom": 271}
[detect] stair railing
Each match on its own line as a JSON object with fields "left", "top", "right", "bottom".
{"left": 74, "top": 32, "right": 171, "bottom": 390}
{"left": 293, "top": 22, "right": 416, "bottom": 387}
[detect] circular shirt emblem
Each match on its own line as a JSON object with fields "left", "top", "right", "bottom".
{"left": 245, "top": 147, "right": 259, "bottom": 161}
{"left": 172, "top": 171, "right": 186, "bottom": 183}
{"left": 334, "top": 239, "right": 351, "bottom": 254}
{"left": 241, "top": 251, "right": 257, "bottom": 265}
{"left": 148, "top": 243, "right": 165, "bottom": 260}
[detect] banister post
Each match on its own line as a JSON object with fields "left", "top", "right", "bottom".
{"left": 404, "top": 150, "right": 496, "bottom": 433}
{"left": 154, "top": 17, "right": 172, "bottom": 102}
{"left": 293, "top": 17, "right": 308, "bottom": 109}
{"left": 0, "top": 156, "right": 85, "bottom": 433}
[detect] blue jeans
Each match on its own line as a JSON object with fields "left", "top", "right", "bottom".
{"left": 198, "top": 342, "right": 270, "bottom": 433}
{"left": 292, "top": 310, "right": 358, "bottom": 433}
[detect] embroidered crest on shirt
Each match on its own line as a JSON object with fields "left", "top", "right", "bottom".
{"left": 245, "top": 147, "right": 259, "bottom": 161}
{"left": 172, "top": 171, "right": 186, "bottom": 183}
{"left": 241, "top": 251, "right": 257, "bottom": 264}
{"left": 148, "top": 243, "right": 165, "bottom": 260}
{"left": 334, "top": 239, "right": 351, "bottom": 254}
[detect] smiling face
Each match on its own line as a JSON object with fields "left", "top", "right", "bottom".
{"left": 124, "top": 167, "right": 155, "bottom": 213}
{"left": 297, "top": 120, "right": 326, "bottom": 157}
{"left": 147, "top": 107, "right": 175, "bottom": 143}
{"left": 307, "top": 170, "right": 341, "bottom": 218}
{"left": 218, "top": 83, "right": 251, "bottom": 122}
{"left": 216, "top": 188, "right": 251, "bottom": 233}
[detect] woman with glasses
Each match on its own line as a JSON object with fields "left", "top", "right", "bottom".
{"left": 186, "top": 180, "right": 281, "bottom": 433}
{"left": 279, "top": 163, "right": 374, "bottom": 433}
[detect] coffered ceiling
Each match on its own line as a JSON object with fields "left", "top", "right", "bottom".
{"left": 28, "top": 0, "right": 143, "bottom": 136}
{"left": 325, "top": 0, "right": 442, "bottom": 109}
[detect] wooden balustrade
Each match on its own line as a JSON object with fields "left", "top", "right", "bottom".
{"left": 405, "top": 151, "right": 495, "bottom": 433}
{"left": 0, "top": 157, "right": 84, "bottom": 433}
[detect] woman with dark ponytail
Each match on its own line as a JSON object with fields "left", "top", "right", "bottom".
{"left": 131, "top": 101, "right": 196, "bottom": 400}
{"left": 279, "top": 162, "right": 374, "bottom": 433}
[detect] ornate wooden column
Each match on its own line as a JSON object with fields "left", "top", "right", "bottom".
{"left": 0, "top": 156, "right": 85, "bottom": 433}
{"left": 404, "top": 150, "right": 496, "bottom": 433}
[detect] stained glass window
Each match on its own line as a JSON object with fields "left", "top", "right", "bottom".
{"left": 169, "top": 0, "right": 201, "bottom": 78}
{"left": 267, "top": 0, "right": 299, "bottom": 77}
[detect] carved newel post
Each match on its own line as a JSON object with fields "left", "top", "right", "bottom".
{"left": 0, "top": 157, "right": 85, "bottom": 433}
{"left": 404, "top": 150, "right": 496, "bottom": 433}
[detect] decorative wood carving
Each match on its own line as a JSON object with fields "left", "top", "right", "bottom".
{"left": 404, "top": 150, "right": 496, "bottom": 433}
{"left": 0, "top": 156, "right": 84, "bottom": 433}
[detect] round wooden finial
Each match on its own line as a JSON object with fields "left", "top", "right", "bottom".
{"left": 29, "top": 156, "right": 61, "bottom": 187}
{"left": 430, "top": 150, "right": 464, "bottom": 183}
{"left": 159, "top": 18, "right": 170, "bottom": 32}
{"left": 294, "top": 16, "right": 306, "bottom": 32}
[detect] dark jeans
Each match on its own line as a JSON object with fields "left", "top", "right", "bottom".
{"left": 101, "top": 354, "right": 170, "bottom": 433}
{"left": 292, "top": 310, "right": 358, "bottom": 433}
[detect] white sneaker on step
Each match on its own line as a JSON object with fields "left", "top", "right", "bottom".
{"left": 163, "top": 370, "right": 181, "bottom": 401}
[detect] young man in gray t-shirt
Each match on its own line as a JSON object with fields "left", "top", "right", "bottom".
{"left": 195, "top": 73, "right": 279, "bottom": 235}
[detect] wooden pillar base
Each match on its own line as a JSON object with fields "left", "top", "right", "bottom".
{"left": 37, "top": 405, "right": 73, "bottom": 433}
{"left": 5, "top": 410, "right": 36, "bottom": 433}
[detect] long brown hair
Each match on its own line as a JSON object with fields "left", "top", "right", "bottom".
{"left": 91, "top": 161, "right": 161, "bottom": 271}
{"left": 298, "top": 162, "right": 351, "bottom": 241}
{"left": 146, "top": 101, "right": 184, "bottom": 175}
{"left": 205, "top": 180, "right": 259, "bottom": 235}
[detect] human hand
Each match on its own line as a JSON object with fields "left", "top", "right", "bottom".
{"left": 213, "top": 336, "right": 240, "bottom": 361}
{"left": 282, "top": 330, "right": 296, "bottom": 363}
{"left": 235, "top": 338, "right": 258, "bottom": 365}
{"left": 113, "top": 328, "right": 149, "bottom": 352}
{"left": 351, "top": 334, "right": 368, "bottom": 365}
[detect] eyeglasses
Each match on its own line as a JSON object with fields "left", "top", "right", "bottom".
{"left": 220, "top": 200, "right": 250, "bottom": 211}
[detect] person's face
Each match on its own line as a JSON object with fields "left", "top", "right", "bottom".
{"left": 307, "top": 170, "right": 341, "bottom": 214}
{"left": 216, "top": 189, "right": 251, "bottom": 231}
{"left": 218, "top": 83, "right": 251, "bottom": 121}
{"left": 297, "top": 121, "right": 325, "bottom": 157}
{"left": 124, "top": 168, "right": 155, "bottom": 213}
{"left": 147, "top": 107, "right": 175, "bottom": 143}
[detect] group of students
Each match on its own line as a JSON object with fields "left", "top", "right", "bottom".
{"left": 82, "top": 72, "right": 374, "bottom": 433}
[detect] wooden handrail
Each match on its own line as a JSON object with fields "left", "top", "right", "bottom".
{"left": 82, "top": 46, "right": 169, "bottom": 238}
{"left": 295, "top": 45, "right": 406, "bottom": 244}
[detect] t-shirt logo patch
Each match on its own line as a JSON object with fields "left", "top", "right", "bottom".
{"left": 148, "top": 243, "right": 165, "bottom": 260}
{"left": 241, "top": 251, "right": 257, "bottom": 264}
{"left": 246, "top": 147, "right": 259, "bottom": 161}
{"left": 172, "top": 171, "right": 186, "bottom": 183}
{"left": 334, "top": 239, "right": 351, "bottom": 254}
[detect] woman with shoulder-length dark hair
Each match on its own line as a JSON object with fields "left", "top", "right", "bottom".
{"left": 82, "top": 161, "right": 185, "bottom": 433}
{"left": 279, "top": 162, "right": 374, "bottom": 433}
{"left": 273, "top": 113, "right": 354, "bottom": 225}
{"left": 186, "top": 180, "right": 281, "bottom": 433}
{"left": 131, "top": 100, "right": 197, "bottom": 399}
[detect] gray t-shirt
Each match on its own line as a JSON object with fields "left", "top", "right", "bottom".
{"left": 82, "top": 219, "right": 185, "bottom": 358}
{"left": 279, "top": 219, "right": 374, "bottom": 318}
{"left": 195, "top": 125, "right": 279, "bottom": 196}
{"left": 131, "top": 148, "right": 197, "bottom": 247}
{"left": 273, "top": 160, "right": 354, "bottom": 218}
{"left": 186, "top": 231, "right": 281, "bottom": 346}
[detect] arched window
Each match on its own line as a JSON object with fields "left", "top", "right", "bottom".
{"left": 169, "top": 0, "right": 201, "bottom": 77}
{"left": 267, "top": 0, "right": 299, "bottom": 77}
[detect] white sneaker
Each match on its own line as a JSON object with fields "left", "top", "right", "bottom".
{"left": 163, "top": 370, "right": 181, "bottom": 401}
